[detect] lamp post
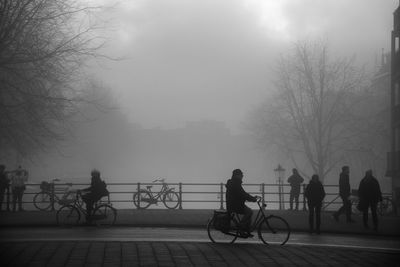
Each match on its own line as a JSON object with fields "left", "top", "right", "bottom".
{"left": 274, "top": 164, "right": 285, "bottom": 210}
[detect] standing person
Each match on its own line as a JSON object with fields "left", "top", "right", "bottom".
{"left": 333, "top": 166, "right": 355, "bottom": 223}
{"left": 0, "top": 165, "right": 10, "bottom": 211}
{"left": 11, "top": 166, "right": 28, "bottom": 212}
{"left": 304, "top": 174, "right": 325, "bottom": 234}
{"left": 226, "top": 169, "right": 257, "bottom": 237}
{"left": 287, "top": 168, "right": 304, "bottom": 210}
{"left": 358, "top": 170, "right": 382, "bottom": 231}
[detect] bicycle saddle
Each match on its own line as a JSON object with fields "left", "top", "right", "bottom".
{"left": 146, "top": 185, "right": 153, "bottom": 190}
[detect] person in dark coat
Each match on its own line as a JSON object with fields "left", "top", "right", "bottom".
{"left": 81, "top": 169, "right": 108, "bottom": 222}
{"left": 358, "top": 170, "right": 382, "bottom": 231}
{"left": 333, "top": 166, "right": 354, "bottom": 223}
{"left": 226, "top": 169, "right": 257, "bottom": 236}
{"left": 287, "top": 168, "right": 304, "bottom": 210}
{"left": 304, "top": 174, "right": 325, "bottom": 234}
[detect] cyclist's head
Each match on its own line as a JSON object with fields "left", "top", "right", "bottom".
{"left": 91, "top": 169, "right": 100, "bottom": 179}
{"left": 292, "top": 168, "right": 298, "bottom": 174}
{"left": 232, "top": 169, "right": 243, "bottom": 180}
{"left": 311, "top": 174, "right": 319, "bottom": 182}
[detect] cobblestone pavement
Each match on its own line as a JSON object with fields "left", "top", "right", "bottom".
{"left": 1, "top": 241, "right": 399, "bottom": 267}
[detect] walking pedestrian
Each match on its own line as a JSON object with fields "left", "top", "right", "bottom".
{"left": 358, "top": 170, "right": 382, "bottom": 231}
{"left": 0, "top": 165, "right": 10, "bottom": 211}
{"left": 333, "top": 166, "right": 355, "bottom": 223}
{"left": 304, "top": 174, "right": 325, "bottom": 234}
{"left": 11, "top": 166, "right": 28, "bottom": 212}
{"left": 287, "top": 168, "right": 304, "bottom": 210}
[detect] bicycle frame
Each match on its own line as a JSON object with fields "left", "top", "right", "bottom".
{"left": 226, "top": 201, "right": 268, "bottom": 236}
{"left": 145, "top": 181, "right": 173, "bottom": 202}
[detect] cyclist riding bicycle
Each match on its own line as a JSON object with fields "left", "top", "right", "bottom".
{"left": 226, "top": 169, "right": 257, "bottom": 237}
{"left": 80, "top": 169, "right": 109, "bottom": 222}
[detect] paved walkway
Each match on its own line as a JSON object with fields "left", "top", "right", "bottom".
{"left": 1, "top": 240, "right": 400, "bottom": 267}
{"left": 1, "top": 209, "right": 400, "bottom": 236}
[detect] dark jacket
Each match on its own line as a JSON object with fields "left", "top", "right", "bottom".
{"left": 0, "top": 172, "right": 9, "bottom": 189}
{"left": 287, "top": 174, "right": 304, "bottom": 192}
{"left": 83, "top": 177, "right": 108, "bottom": 201}
{"left": 339, "top": 172, "right": 350, "bottom": 198}
{"left": 226, "top": 177, "right": 256, "bottom": 213}
{"left": 305, "top": 180, "right": 325, "bottom": 206}
{"left": 358, "top": 175, "right": 382, "bottom": 204}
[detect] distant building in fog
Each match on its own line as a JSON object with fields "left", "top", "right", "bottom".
{"left": 389, "top": 3, "right": 400, "bottom": 209}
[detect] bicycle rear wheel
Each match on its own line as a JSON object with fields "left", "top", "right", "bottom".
{"left": 258, "top": 215, "right": 290, "bottom": 245}
{"left": 33, "top": 192, "right": 53, "bottom": 211}
{"left": 379, "top": 197, "right": 397, "bottom": 216}
{"left": 163, "top": 191, "right": 180, "bottom": 209}
{"left": 133, "top": 190, "right": 152, "bottom": 209}
{"left": 92, "top": 204, "right": 117, "bottom": 227}
{"left": 207, "top": 217, "right": 237, "bottom": 244}
{"left": 57, "top": 205, "right": 80, "bottom": 226}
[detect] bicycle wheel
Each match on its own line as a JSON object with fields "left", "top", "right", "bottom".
{"left": 133, "top": 190, "right": 152, "bottom": 209}
{"left": 33, "top": 192, "right": 53, "bottom": 211}
{"left": 163, "top": 191, "right": 180, "bottom": 209}
{"left": 57, "top": 205, "right": 80, "bottom": 226}
{"left": 258, "top": 215, "right": 290, "bottom": 245}
{"left": 207, "top": 217, "right": 237, "bottom": 244}
{"left": 92, "top": 204, "right": 117, "bottom": 227}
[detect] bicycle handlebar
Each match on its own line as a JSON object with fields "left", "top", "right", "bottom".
{"left": 152, "top": 178, "right": 165, "bottom": 183}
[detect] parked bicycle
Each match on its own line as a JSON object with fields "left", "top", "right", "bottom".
{"left": 133, "top": 179, "right": 180, "bottom": 209}
{"left": 33, "top": 179, "right": 80, "bottom": 211}
{"left": 207, "top": 196, "right": 291, "bottom": 245}
{"left": 56, "top": 190, "right": 116, "bottom": 227}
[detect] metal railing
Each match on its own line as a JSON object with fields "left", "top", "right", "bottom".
{"left": 1, "top": 181, "right": 393, "bottom": 213}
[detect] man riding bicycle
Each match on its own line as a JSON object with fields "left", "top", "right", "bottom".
{"left": 81, "top": 169, "right": 109, "bottom": 222}
{"left": 226, "top": 169, "right": 257, "bottom": 237}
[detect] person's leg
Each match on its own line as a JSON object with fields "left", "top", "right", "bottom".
{"left": 363, "top": 204, "right": 369, "bottom": 229}
{"left": 12, "top": 188, "right": 17, "bottom": 212}
{"left": 241, "top": 205, "right": 253, "bottom": 232}
{"left": 0, "top": 189, "right": 4, "bottom": 211}
{"left": 294, "top": 191, "right": 300, "bottom": 210}
{"left": 315, "top": 203, "right": 321, "bottom": 234}
{"left": 344, "top": 198, "right": 353, "bottom": 222}
{"left": 289, "top": 191, "right": 294, "bottom": 210}
{"left": 18, "top": 188, "right": 24, "bottom": 211}
{"left": 334, "top": 197, "right": 345, "bottom": 221}
{"left": 371, "top": 202, "right": 378, "bottom": 231}
{"left": 308, "top": 204, "right": 314, "bottom": 233}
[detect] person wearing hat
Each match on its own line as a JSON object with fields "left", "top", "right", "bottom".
{"left": 225, "top": 169, "right": 257, "bottom": 237}
{"left": 358, "top": 169, "right": 382, "bottom": 231}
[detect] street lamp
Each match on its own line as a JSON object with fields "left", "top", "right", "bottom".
{"left": 274, "top": 164, "right": 285, "bottom": 210}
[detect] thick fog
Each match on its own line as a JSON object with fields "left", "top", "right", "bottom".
{"left": 11, "top": 0, "right": 395, "bottom": 191}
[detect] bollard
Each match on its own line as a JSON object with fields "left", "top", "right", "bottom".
{"left": 178, "top": 182, "right": 183, "bottom": 209}
{"left": 137, "top": 182, "right": 141, "bottom": 209}
{"left": 219, "top": 183, "right": 224, "bottom": 210}
{"left": 302, "top": 184, "right": 307, "bottom": 211}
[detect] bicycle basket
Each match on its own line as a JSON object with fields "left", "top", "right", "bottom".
{"left": 213, "top": 210, "right": 230, "bottom": 232}
{"left": 40, "top": 181, "right": 51, "bottom": 192}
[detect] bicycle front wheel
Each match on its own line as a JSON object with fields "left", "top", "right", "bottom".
{"left": 57, "top": 205, "right": 80, "bottom": 226}
{"left": 163, "top": 191, "right": 180, "bottom": 209}
{"left": 133, "top": 190, "right": 152, "bottom": 209}
{"left": 207, "top": 217, "right": 237, "bottom": 244}
{"left": 33, "top": 192, "right": 53, "bottom": 211}
{"left": 258, "top": 215, "right": 290, "bottom": 245}
{"left": 93, "top": 204, "right": 117, "bottom": 227}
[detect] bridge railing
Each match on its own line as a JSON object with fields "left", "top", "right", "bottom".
{"left": 2, "top": 181, "right": 393, "bottom": 213}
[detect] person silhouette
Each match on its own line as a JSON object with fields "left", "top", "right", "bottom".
{"left": 304, "top": 174, "right": 325, "bottom": 234}
{"left": 333, "top": 166, "right": 355, "bottom": 223}
{"left": 0, "top": 165, "right": 10, "bottom": 211}
{"left": 287, "top": 168, "right": 304, "bottom": 210}
{"left": 358, "top": 170, "right": 382, "bottom": 231}
{"left": 225, "top": 169, "right": 257, "bottom": 237}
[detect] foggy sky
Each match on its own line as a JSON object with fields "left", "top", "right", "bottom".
{"left": 90, "top": 0, "right": 396, "bottom": 133}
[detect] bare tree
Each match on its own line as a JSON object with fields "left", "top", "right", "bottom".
{"left": 0, "top": 0, "right": 105, "bottom": 158}
{"left": 250, "top": 41, "right": 365, "bottom": 182}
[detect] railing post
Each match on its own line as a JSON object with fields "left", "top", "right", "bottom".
{"left": 302, "top": 184, "right": 307, "bottom": 211}
{"left": 179, "top": 182, "right": 183, "bottom": 210}
{"left": 6, "top": 185, "right": 10, "bottom": 211}
{"left": 219, "top": 183, "right": 224, "bottom": 210}
{"left": 137, "top": 182, "right": 140, "bottom": 209}
{"left": 261, "top": 183, "right": 265, "bottom": 209}
{"left": 50, "top": 182, "right": 55, "bottom": 211}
